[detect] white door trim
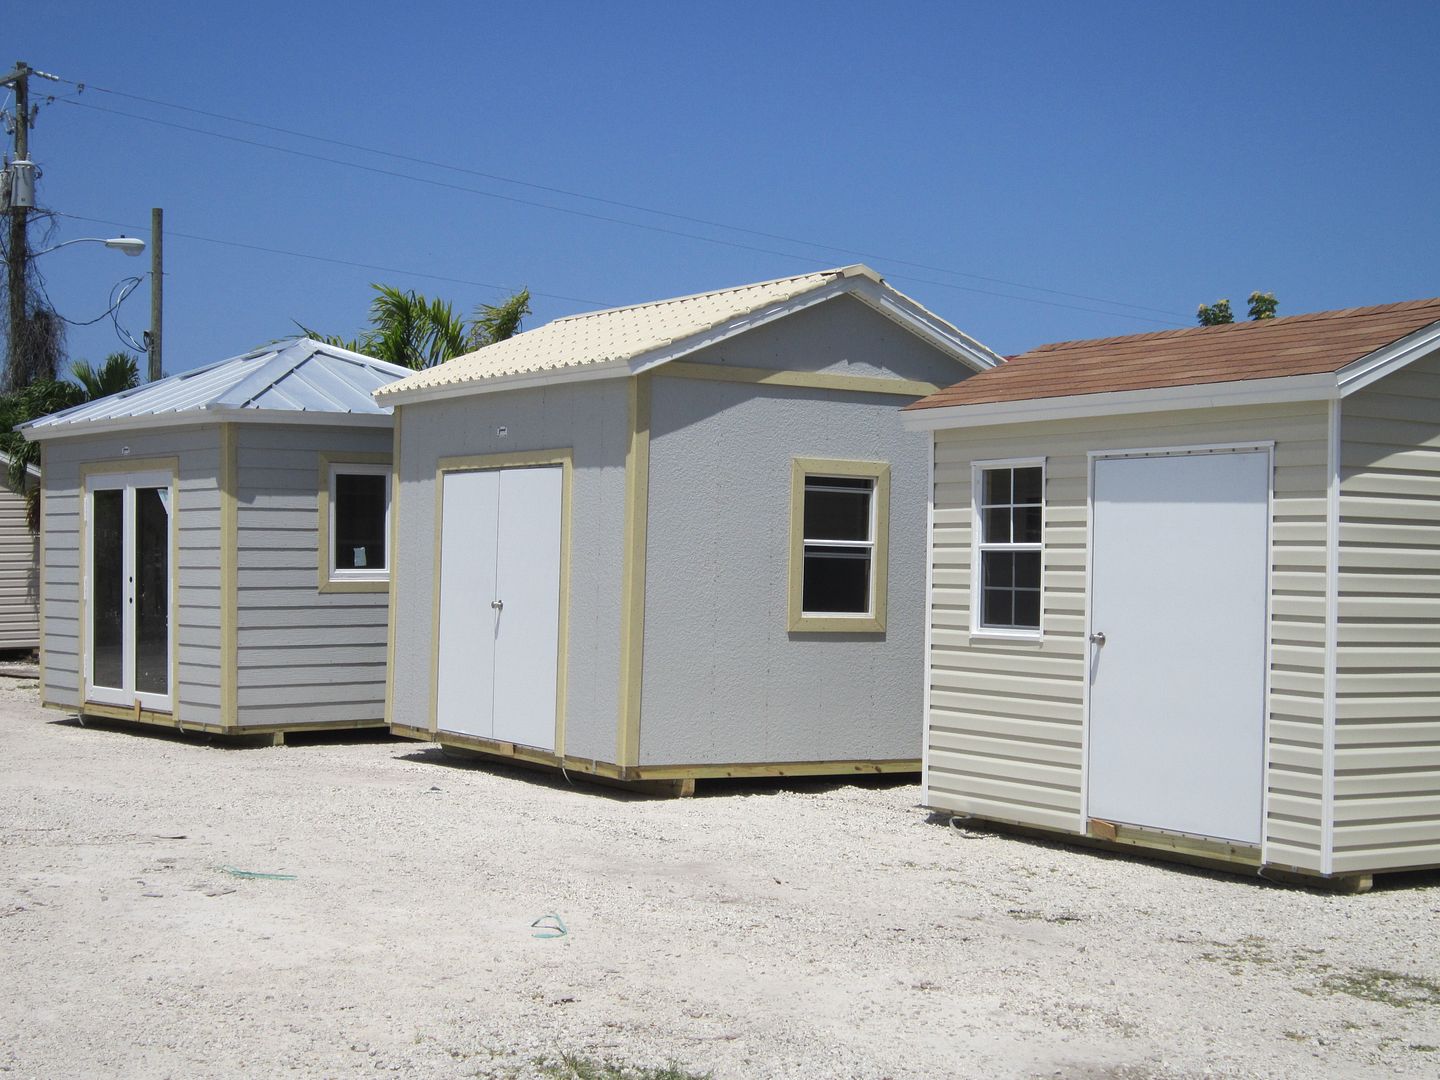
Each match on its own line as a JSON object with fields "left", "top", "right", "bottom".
{"left": 83, "top": 468, "right": 177, "bottom": 714}
{"left": 1080, "top": 442, "right": 1275, "bottom": 854}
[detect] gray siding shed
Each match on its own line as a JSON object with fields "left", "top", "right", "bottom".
{"left": 0, "top": 455, "right": 39, "bottom": 651}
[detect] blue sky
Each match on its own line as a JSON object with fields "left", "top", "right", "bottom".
{"left": 16, "top": 1, "right": 1440, "bottom": 374}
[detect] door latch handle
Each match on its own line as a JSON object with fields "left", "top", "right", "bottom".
{"left": 491, "top": 599, "right": 504, "bottom": 610}
{"left": 1089, "top": 631, "right": 1106, "bottom": 645}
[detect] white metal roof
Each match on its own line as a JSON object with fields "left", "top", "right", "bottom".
{"left": 376, "top": 264, "right": 1002, "bottom": 406}
{"left": 22, "top": 338, "right": 412, "bottom": 442}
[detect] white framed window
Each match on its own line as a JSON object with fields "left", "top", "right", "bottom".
{"left": 788, "top": 458, "right": 889, "bottom": 633}
{"left": 972, "top": 459, "right": 1044, "bottom": 637}
{"left": 326, "top": 463, "right": 390, "bottom": 586}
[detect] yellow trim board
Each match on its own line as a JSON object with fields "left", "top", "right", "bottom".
{"left": 383, "top": 410, "right": 402, "bottom": 728}
{"left": 788, "top": 457, "right": 890, "bottom": 633}
{"left": 617, "top": 374, "right": 651, "bottom": 767}
{"left": 316, "top": 450, "right": 393, "bottom": 594}
{"left": 219, "top": 424, "right": 239, "bottom": 728}
{"left": 36, "top": 445, "right": 46, "bottom": 692}
{"left": 659, "top": 360, "right": 939, "bottom": 398}
{"left": 428, "top": 448, "right": 575, "bottom": 755}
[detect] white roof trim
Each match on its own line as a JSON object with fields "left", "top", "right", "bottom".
{"left": 901, "top": 372, "right": 1341, "bottom": 431}
{"left": 22, "top": 406, "right": 393, "bottom": 443}
{"left": 1335, "top": 318, "right": 1440, "bottom": 396}
{"left": 0, "top": 450, "right": 40, "bottom": 481}
{"left": 379, "top": 268, "right": 1003, "bottom": 406}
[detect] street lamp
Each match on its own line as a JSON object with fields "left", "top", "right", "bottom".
{"left": 32, "top": 236, "right": 146, "bottom": 258}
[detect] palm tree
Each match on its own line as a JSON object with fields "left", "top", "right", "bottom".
{"left": 302, "top": 285, "right": 531, "bottom": 370}
{"left": 70, "top": 352, "right": 141, "bottom": 400}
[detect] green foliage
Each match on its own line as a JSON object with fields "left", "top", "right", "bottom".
{"left": 0, "top": 377, "right": 87, "bottom": 528}
{"left": 536, "top": 1055, "right": 712, "bottom": 1080}
{"left": 69, "top": 351, "right": 141, "bottom": 400}
{"left": 302, "top": 283, "right": 531, "bottom": 370}
{"left": 1247, "top": 291, "right": 1278, "bottom": 320}
{"left": 1197, "top": 299, "right": 1234, "bottom": 326}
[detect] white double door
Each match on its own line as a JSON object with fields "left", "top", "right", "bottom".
{"left": 436, "top": 465, "right": 563, "bottom": 751}
{"left": 85, "top": 469, "right": 174, "bottom": 712}
{"left": 1086, "top": 451, "right": 1269, "bottom": 845}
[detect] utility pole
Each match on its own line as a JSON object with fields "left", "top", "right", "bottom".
{"left": 148, "top": 207, "right": 162, "bottom": 381}
{"left": 3, "top": 60, "right": 31, "bottom": 387}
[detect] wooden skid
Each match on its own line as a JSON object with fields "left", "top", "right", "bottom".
{"left": 49, "top": 700, "right": 387, "bottom": 740}
{"left": 392, "top": 723, "right": 917, "bottom": 791}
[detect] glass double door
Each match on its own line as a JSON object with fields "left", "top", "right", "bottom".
{"left": 86, "top": 470, "right": 173, "bottom": 712}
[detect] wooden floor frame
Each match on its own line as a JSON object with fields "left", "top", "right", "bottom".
{"left": 47, "top": 700, "right": 387, "bottom": 744}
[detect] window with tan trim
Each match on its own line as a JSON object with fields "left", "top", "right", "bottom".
{"left": 319, "top": 460, "right": 391, "bottom": 591}
{"left": 788, "top": 458, "right": 889, "bottom": 633}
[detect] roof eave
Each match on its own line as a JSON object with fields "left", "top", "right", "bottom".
{"left": 1335, "top": 318, "right": 1440, "bottom": 396}
{"left": 22, "top": 406, "right": 393, "bottom": 442}
{"left": 901, "top": 372, "right": 1341, "bottom": 432}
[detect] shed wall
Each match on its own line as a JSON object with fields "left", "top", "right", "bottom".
{"left": 683, "top": 292, "right": 965, "bottom": 387}
{"left": 928, "top": 402, "right": 1330, "bottom": 872}
{"left": 0, "top": 477, "right": 37, "bottom": 649}
{"left": 390, "top": 381, "right": 629, "bottom": 761}
{"left": 38, "top": 428, "right": 223, "bottom": 726}
{"left": 641, "top": 375, "right": 932, "bottom": 765}
{"left": 233, "top": 424, "right": 393, "bottom": 728}
{"left": 1334, "top": 349, "right": 1440, "bottom": 872}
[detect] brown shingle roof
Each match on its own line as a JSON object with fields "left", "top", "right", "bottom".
{"left": 907, "top": 297, "right": 1440, "bottom": 411}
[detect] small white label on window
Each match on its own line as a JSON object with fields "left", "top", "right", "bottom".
{"left": 353, "top": 547, "right": 367, "bottom": 568}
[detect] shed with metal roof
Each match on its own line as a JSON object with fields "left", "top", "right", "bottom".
{"left": 378, "top": 265, "right": 1002, "bottom": 791}
{"left": 903, "top": 299, "right": 1440, "bottom": 890}
{"left": 0, "top": 452, "right": 40, "bottom": 652}
{"left": 21, "top": 338, "right": 411, "bottom": 739}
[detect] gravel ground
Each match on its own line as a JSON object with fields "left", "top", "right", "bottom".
{"left": 2, "top": 677, "right": 1439, "bottom": 1079}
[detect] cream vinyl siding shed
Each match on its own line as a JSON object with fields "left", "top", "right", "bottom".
{"left": 905, "top": 299, "right": 1440, "bottom": 890}
{"left": 22, "top": 338, "right": 408, "bottom": 739}
{"left": 379, "top": 265, "right": 1002, "bottom": 791}
{"left": 0, "top": 453, "right": 39, "bottom": 651}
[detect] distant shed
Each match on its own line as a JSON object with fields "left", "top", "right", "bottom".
{"left": 377, "top": 265, "right": 1002, "bottom": 791}
{"left": 904, "top": 299, "right": 1440, "bottom": 890}
{"left": 22, "top": 338, "right": 409, "bottom": 739}
{"left": 0, "top": 451, "right": 39, "bottom": 652}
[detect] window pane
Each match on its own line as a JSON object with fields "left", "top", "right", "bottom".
{"left": 982, "top": 507, "right": 1011, "bottom": 545}
{"left": 1013, "top": 589, "right": 1041, "bottom": 629}
{"left": 1012, "top": 466, "right": 1043, "bottom": 505}
{"left": 335, "top": 473, "right": 387, "bottom": 571}
{"left": 804, "top": 483, "right": 872, "bottom": 541}
{"left": 1013, "top": 504, "right": 1042, "bottom": 544}
{"left": 91, "top": 489, "right": 124, "bottom": 690}
{"left": 1014, "top": 550, "right": 1042, "bottom": 590}
{"left": 802, "top": 547, "right": 871, "bottom": 614}
{"left": 982, "top": 468, "right": 1011, "bottom": 506}
{"left": 981, "top": 588, "right": 1013, "bottom": 628}
{"left": 135, "top": 487, "right": 169, "bottom": 695}
{"left": 982, "top": 550, "right": 1015, "bottom": 588}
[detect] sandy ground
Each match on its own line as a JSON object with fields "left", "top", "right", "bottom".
{"left": 2, "top": 678, "right": 1439, "bottom": 1079}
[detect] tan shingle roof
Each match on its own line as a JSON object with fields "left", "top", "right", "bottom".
{"left": 908, "top": 297, "right": 1440, "bottom": 410}
{"left": 377, "top": 264, "right": 999, "bottom": 400}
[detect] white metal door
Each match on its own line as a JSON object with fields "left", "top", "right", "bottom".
{"left": 435, "top": 465, "right": 562, "bottom": 752}
{"left": 491, "top": 467, "right": 562, "bottom": 751}
{"left": 436, "top": 470, "right": 500, "bottom": 739}
{"left": 1086, "top": 451, "right": 1269, "bottom": 844}
{"left": 85, "top": 470, "right": 174, "bottom": 712}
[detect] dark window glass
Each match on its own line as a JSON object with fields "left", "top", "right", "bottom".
{"left": 802, "top": 548, "right": 871, "bottom": 613}
{"left": 1012, "top": 466, "right": 1043, "bottom": 506}
{"left": 1013, "top": 503, "right": 1043, "bottom": 544}
{"left": 983, "top": 468, "right": 1011, "bottom": 506}
{"left": 135, "top": 487, "right": 169, "bottom": 694}
{"left": 92, "top": 489, "right": 124, "bottom": 690}
{"left": 334, "top": 473, "right": 387, "bottom": 572}
{"left": 803, "top": 482, "right": 871, "bottom": 542}
{"left": 978, "top": 466, "right": 1042, "bottom": 631}
{"left": 982, "top": 506, "right": 1011, "bottom": 544}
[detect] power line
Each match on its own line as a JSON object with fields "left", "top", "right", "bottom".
{"left": 58, "top": 90, "right": 1186, "bottom": 327}
{"left": 55, "top": 212, "right": 613, "bottom": 307}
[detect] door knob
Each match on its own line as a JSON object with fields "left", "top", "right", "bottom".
{"left": 491, "top": 599, "right": 504, "bottom": 610}
{"left": 1089, "top": 631, "right": 1106, "bottom": 646}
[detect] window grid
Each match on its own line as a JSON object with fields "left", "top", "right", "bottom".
{"left": 975, "top": 463, "right": 1043, "bottom": 633}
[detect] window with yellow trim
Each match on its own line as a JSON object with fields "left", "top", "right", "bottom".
{"left": 789, "top": 459, "right": 889, "bottom": 632}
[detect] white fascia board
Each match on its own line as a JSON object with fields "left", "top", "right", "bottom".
{"left": 1335, "top": 319, "right": 1440, "bottom": 396}
{"left": 375, "top": 359, "right": 631, "bottom": 408}
{"left": 22, "top": 407, "right": 393, "bottom": 442}
{"left": 900, "top": 372, "right": 1340, "bottom": 432}
{"left": 846, "top": 278, "right": 1004, "bottom": 371}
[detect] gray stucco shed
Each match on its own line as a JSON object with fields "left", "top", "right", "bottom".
{"left": 379, "top": 266, "right": 1002, "bottom": 790}
{"left": 22, "top": 337, "right": 409, "bottom": 738}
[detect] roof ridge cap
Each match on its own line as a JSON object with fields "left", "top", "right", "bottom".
{"left": 550, "top": 266, "right": 850, "bottom": 324}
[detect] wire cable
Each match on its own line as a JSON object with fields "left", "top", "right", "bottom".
{"left": 57, "top": 91, "right": 1186, "bottom": 326}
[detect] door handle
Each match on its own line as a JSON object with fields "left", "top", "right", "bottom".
{"left": 1089, "top": 631, "right": 1106, "bottom": 646}
{"left": 491, "top": 599, "right": 504, "bottom": 610}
